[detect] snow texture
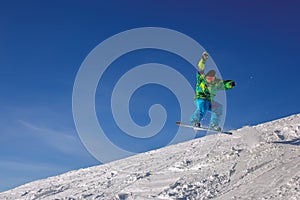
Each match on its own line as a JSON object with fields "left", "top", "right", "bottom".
{"left": 1, "top": 114, "right": 300, "bottom": 200}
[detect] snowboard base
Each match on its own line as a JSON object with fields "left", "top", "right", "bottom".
{"left": 176, "top": 122, "right": 232, "bottom": 135}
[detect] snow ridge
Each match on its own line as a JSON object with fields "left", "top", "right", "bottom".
{"left": 1, "top": 114, "right": 300, "bottom": 200}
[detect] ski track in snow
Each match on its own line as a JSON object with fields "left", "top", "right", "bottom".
{"left": 1, "top": 114, "right": 300, "bottom": 200}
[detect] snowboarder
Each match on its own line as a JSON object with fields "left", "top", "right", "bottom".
{"left": 190, "top": 52, "right": 236, "bottom": 131}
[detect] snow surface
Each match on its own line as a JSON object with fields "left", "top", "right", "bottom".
{"left": 1, "top": 114, "right": 300, "bottom": 200}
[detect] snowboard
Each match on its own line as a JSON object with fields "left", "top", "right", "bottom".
{"left": 176, "top": 121, "right": 232, "bottom": 135}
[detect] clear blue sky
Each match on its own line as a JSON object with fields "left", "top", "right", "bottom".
{"left": 1, "top": 0, "right": 300, "bottom": 192}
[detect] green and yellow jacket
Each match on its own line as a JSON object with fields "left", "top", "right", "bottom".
{"left": 195, "top": 58, "right": 235, "bottom": 101}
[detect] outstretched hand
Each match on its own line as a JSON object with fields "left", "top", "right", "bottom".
{"left": 229, "top": 81, "right": 236, "bottom": 87}
{"left": 224, "top": 80, "right": 236, "bottom": 89}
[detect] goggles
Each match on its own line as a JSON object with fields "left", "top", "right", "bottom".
{"left": 206, "top": 76, "right": 215, "bottom": 82}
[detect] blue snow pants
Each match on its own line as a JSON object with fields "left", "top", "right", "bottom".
{"left": 190, "top": 99, "right": 223, "bottom": 126}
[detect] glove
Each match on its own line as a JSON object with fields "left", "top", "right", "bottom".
{"left": 202, "top": 52, "right": 209, "bottom": 61}
{"left": 229, "top": 81, "right": 236, "bottom": 87}
{"left": 225, "top": 80, "right": 236, "bottom": 88}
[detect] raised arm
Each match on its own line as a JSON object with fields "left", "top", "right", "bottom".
{"left": 197, "top": 52, "right": 209, "bottom": 74}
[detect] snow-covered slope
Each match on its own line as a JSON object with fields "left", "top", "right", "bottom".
{"left": 1, "top": 114, "right": 300, "bottom": 200}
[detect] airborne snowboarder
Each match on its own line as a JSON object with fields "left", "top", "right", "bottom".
{"left": 190, "top": 52, "right": 236, "bottom": 131}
